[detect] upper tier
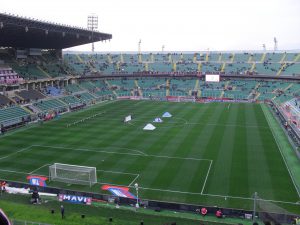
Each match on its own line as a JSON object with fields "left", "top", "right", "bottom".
{"left": 1, "top": 51, "right": 300, "bottom": 80}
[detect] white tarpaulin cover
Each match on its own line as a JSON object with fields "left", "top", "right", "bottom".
{"left": 143, "top": 123, "right": 156, "bottom": 130}
{"left": 124, "top": 115, "right": 132, "bottom": 122}
{"left": 153, "top": 118, "right": 163, "bottom": 123}
{"left": 162, "top": 112, "right": 172, "bottom": 118}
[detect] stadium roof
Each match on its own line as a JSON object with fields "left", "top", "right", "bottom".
{"left": 0, "top": 13, "right": 112, "bottom": 49}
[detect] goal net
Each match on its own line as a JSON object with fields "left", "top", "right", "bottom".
{"left": 49, "top": 163, "right": 97, "bottom": 187}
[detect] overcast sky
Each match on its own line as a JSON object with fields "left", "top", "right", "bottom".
{"left": 1, "top": 0, "right": 300, "bottom": 52}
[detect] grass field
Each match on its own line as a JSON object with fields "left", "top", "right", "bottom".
{"left": 0, "top": 100, "right": 299, "bottom": 213}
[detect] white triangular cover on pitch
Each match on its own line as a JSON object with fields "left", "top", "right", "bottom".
{"left": 153, "top": 118, "right": 163, "bottom": 123}
{"left": 143, "top": 123, "right": 156, "bottom": 130}
{"left": 162, "top": 112, "right": 172, "bottom": 118}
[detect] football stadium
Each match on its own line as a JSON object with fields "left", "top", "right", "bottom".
{"left": 1, "top": 2, "right": 300, "bottom": 225}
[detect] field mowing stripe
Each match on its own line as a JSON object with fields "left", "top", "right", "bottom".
{"left": 97, "top": 169, "right": 139, "bottom": 176}
{"left": 130, "top": 185, "right": 300, "bottom": 205}
{"left": 0, "top": 168, "right": 45, "bottom": 177}
{"left": 0, "top": 145, "right": 33, "bottom": 161}
{"left": 200, "top": 160, "right": 213, "bottom": 194}
{"left": 31, "top": 145, "right": 210, "bottom": 161}
{"left": 32, "top": 145, "right": 145, "bottom": 157}
{"left": 110, "top": 146, "right": 148, "bottom": 156}
{"left": 128, "top": 185, "right": 298, "bottom": 205}
{"left": 132, "top": 186, "right": 202, "bottom": 195}
{"left": 66, "top": 111, "right": 107, "bottom": 127}
{"left": 186, "top": 122, "right": 269, "bottom": 129}
{"left": 147, "top": 154, "right": 211, "bottom": 161}
{"left": 261, "top": 104, "right": 300, "bottom": 198}
{"left": 70, "top": 117, "right": 269, "bottom": 129}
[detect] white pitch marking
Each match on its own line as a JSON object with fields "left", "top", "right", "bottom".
{"left": 66, "top": 111, "right": 106, "bottom": 127}
{"left": 97, "top": 169, "right": 139, "bottom": 176}
{"left": 109, "top": 146, "right": 148, "bottom": 156}
{"left": 33, "top": 145, "right": 145, "bottom": 157}
{"left": 32, "top": 144, "right": 210, "bottom": 161}
{"left": 0, "top": 168, "right": 46, "bottom": 177}
{"left": 127, "top": 185, "right": 300, "bottom": 205}
{"left": 0, "top": 145, "right": 33, "bottom": 161}
{"left": 186, "top": 122, "right": 269, "bottom": 129}
{"left": 147, "top": 154, "right": 211, "bottom": 161}
{"left": 201, "top": 160, "right": 213, "bottom": 194}
{"left": 128, "top": 174, "right": 140, "bottom": 187}
{"left": 29, "top": 164, "right": 51, "bottom": 174}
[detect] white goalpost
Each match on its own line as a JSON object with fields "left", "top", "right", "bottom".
{"left": 49, "top": 163, "right": 97, "bottom": 187}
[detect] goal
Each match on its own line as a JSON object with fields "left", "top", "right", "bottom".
{"left": 49, "top": 163, "right": 97, "bottom": 187}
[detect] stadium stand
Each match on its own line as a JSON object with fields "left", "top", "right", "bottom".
{"left": 33, "top": 99, "right": 67, "bottom": 112}
{"left": 60, "top": 95, "right": 82, "bottom": 105}
{"left": 281, "top": 63, "right": 300, "bottom": 76}
{"left": 0, "top": 94, "right": 13, "bottom": 107}
{"left": 46, "top": 86, "right": 62, "bottom": 96}
{"left": 2, "top": 51, "right": 300, "bottom": 77}
{"left": 16, "top": 90, "right": 45, "bottom": 102}
{"left": 0, "top": 106, "right": 30, "bottom": 126}
{"left": 0, "top": 67, "right": 23, "bottom": 84}
{"left": 55, "top": 77, "right": 300, "bottom": 103}
{"left": 63, "top": 54, "right": 89, "bottom": 75}
{"left": 234, "top": 53, "right": 251, "bottom": 62}
{"left": 75, "top": 92, "right": 97, "bottom": 102}
{"left": 274, "top": 83, "right": 300, "bottom": 104}
{"left": 65, "top": 84, "right": 83, "bottom": 94}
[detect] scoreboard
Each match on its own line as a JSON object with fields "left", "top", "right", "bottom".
{"left": 205, "top": 74, "right": 220, "bottom": 82}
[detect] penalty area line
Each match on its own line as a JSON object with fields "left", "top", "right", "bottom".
{"left": 32, "top": 145, "right": 210, "bottom": 161}
{"left": 128, "top": 174, "right": 140, "bottom": 187}
{"left": 29, "top": 164, "right": 51, "bottom": 175}
{"left": 0, "top": 145, "right": 33, "bottom": 161}
{"left": 201, "top": 160, "right": 213, "bottom": 194}
{"left": 32, "top": 145, "right": 146, "bottom": 157}
{"left": 0, "top": 168, "right": 47, "bottom": 177}
{"left": 97, "top": 169, "right": 139, "bottom": 176}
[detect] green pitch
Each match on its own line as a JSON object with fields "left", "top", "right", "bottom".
{"left": 0, "top": 100, "right": 299, "bottom": 212}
